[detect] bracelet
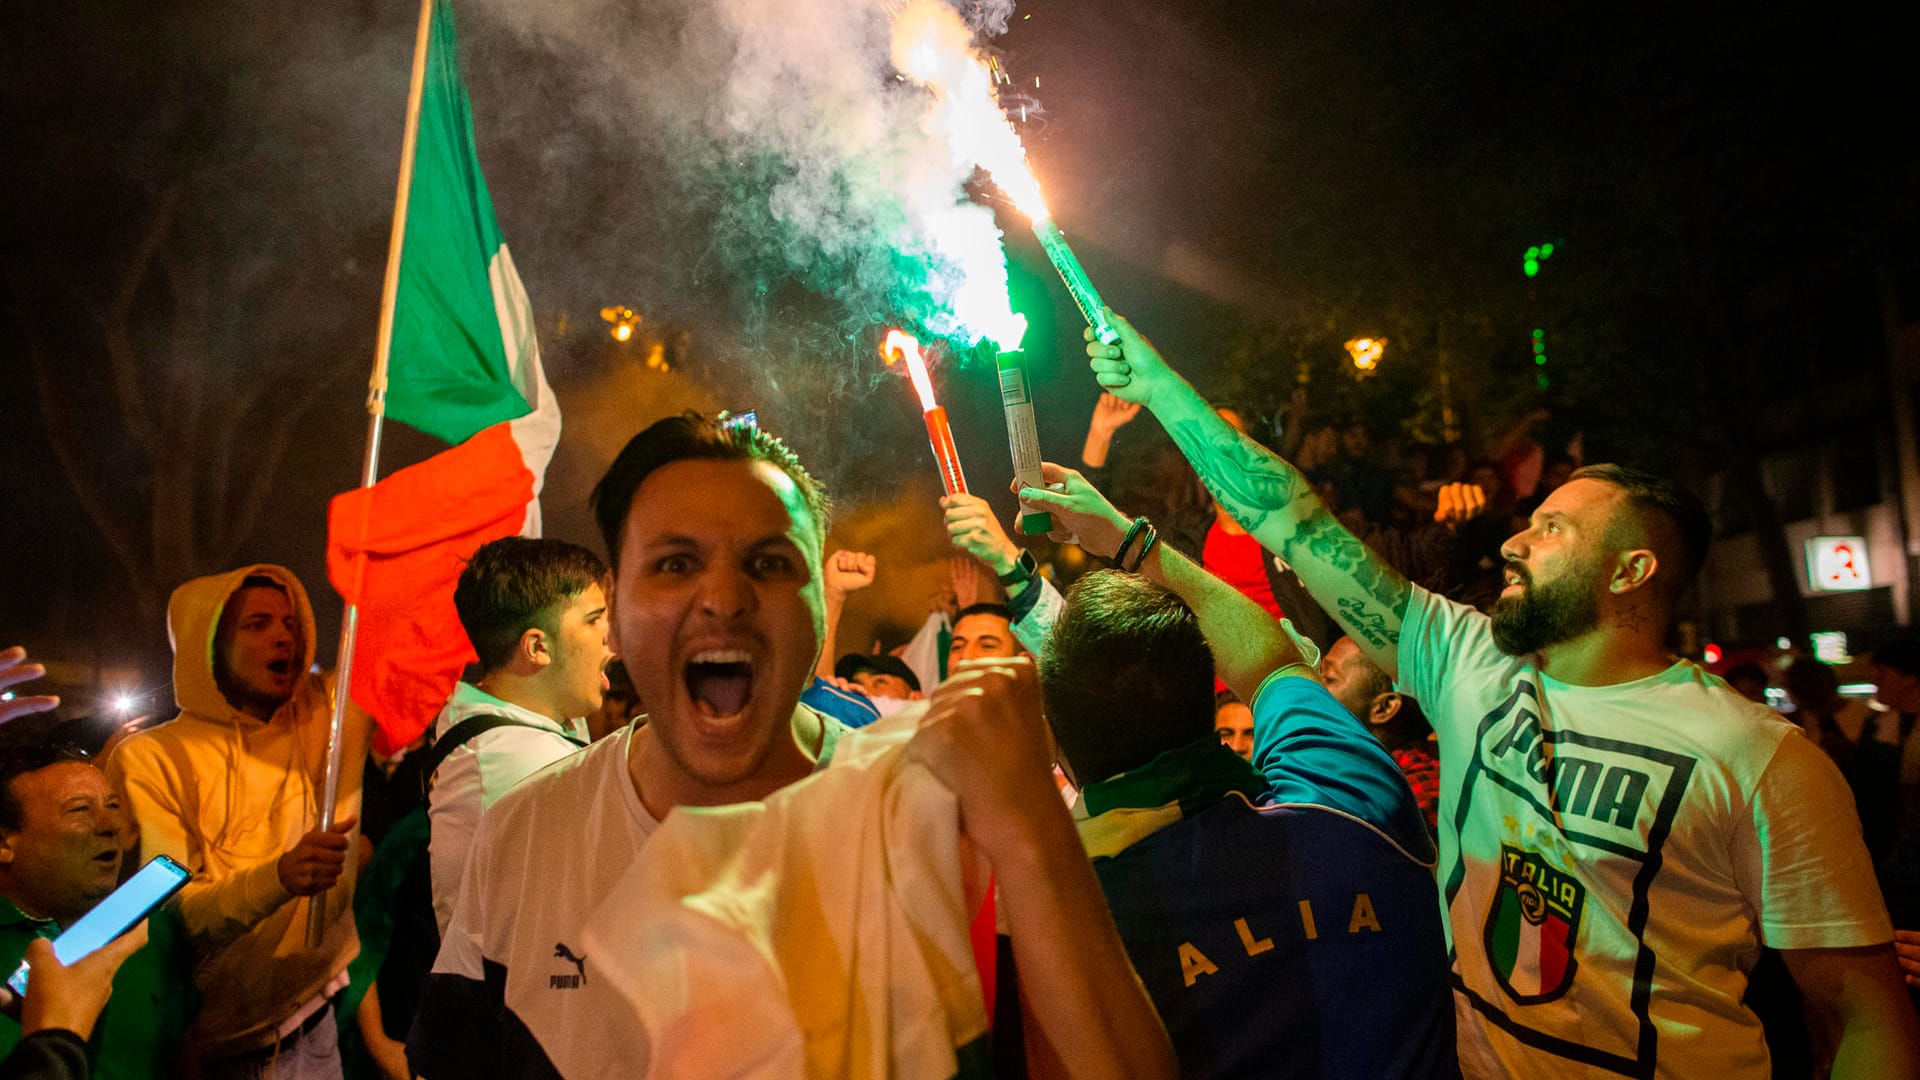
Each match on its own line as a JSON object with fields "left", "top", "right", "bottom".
{"left": 1125, "top": 523, "right": 1159, "bottom": 573}
{"left": 1112, "top": 516, "right": 1149, "bottom": 566}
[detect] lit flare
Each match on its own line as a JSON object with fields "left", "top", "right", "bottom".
{"left": 883, "top": 329, "right": 967, "bottom": 495}
{"left": 891, "top": 1, "right": 1117, "bottom": 343}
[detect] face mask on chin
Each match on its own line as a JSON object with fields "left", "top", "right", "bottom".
{"left": 864, "top": 695, "right": 918, "bottom": 717}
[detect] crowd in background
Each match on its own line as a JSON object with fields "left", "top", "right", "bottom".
{"left": 1, "top": 311, "right": 1918, "bottom": 1079}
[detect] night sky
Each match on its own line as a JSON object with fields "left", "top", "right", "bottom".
{"left": 3, "top": 1, "right": 1914, "bottom": 696}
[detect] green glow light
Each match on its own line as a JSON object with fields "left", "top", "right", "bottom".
{"left": 1532, "top": 328, "right": 1545, "bottom": 338}
{"left": 1537, "top": 373, "right": 1551, "bottom": 390}
{"left": 1535, "top": 355, "right": 1547, "bottom": 365}
{"left": 1540, "top": 242, "right": 1555, "bottom": 258}
{"left": 1524, "top": 259, "right": 1539, "bottom": 277}
{"left": 1525, "top": 246, "right": 1540, "bottom": 260}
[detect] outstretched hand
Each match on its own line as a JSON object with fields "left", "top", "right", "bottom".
{"left": 949, "top": 554, "right": 998, "bottom": 610}
{"left": 1087, "top": 392, "right": 1142, "bottom": 436}
{"left": 1012, "top": 463, "right": 1132, "bottom": 560}
{"left": 1084, "top": 309, "right": 1176, "bottom": 407}
{"left": 1432, "top": 483, "right": 1489, "bottom": 527}
{"left": 823, "top": 550, "right": 877, "bottom": 595}
{"left": 0, "top": 647, "right": 59, "bottom": 726}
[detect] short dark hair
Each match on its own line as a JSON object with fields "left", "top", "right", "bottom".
{"left": 591, "top": 412, "right": 829, "bottom": 562}
{"left": 954, "top": 603, "right": 1015, "bottom": 627}
{"left": 453, "top": 537, "right": 609, "bottom": 673}
{"left": 1336, "top": 635, "right": 1396, "bottom": 704}
{"left": 1570, "top": 463, "right": 1713, "bottom": 597}
{"left": 0, "top": 718, "right": 90, "bottom": 833}
{"left": 1040, "top": 570, "right": 1216, "bottom": 786}
{"left": 834, "top": 653, "right": 921, "bottom": 693}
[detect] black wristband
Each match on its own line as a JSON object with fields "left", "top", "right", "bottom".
{"left": 1125, "top": 524, "right": 1159, "bottom": 573}
{"left": 1112, "top": 516, "right": 1149, "bottom": 566}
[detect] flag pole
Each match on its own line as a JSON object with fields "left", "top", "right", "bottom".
{"left": 309, "top": 0, "right": 435, "bottom": 948}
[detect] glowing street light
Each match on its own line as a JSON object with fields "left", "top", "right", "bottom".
{"left": 1523, "top": 240, "right": 1557, "bottom": 278}
{"left": 1345, "top": 336, "right": 1386, "bottom": 376}
{"left": 600, "top": 306, "right": 641, "bottom": 343}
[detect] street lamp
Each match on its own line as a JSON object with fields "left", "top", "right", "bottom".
{"left": 1345, "top": 336, "right": 1386, "bottom": 377}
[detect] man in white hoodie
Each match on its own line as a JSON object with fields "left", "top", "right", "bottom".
{"left": 108, "top": 565, "right": 370, "bottom": 1078}
{"left": 425, "top": 537, "right": 613, "bottom": 934}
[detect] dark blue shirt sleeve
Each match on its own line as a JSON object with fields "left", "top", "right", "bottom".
{"left": 1250, "top": 673, "right": 1436, "bottom": 861}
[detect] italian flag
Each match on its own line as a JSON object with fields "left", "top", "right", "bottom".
{"left": 327, "top": 0, "right": 559, "bottom": 755}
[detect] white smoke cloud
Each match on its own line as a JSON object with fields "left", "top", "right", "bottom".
{"left": 468, "top": 0, "right": 1026, "bottom": 352}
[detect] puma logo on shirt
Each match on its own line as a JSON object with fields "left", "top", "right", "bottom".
{"left": 551, "top": 943, "right": 586, "bottom": 988}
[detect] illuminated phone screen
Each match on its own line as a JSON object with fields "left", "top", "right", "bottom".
{"left": 6, "top": 854, "right": 189, "bottom": 996}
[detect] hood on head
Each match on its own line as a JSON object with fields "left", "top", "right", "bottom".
{"left": 167, "top": 564, "right": 318, "bottom": 722}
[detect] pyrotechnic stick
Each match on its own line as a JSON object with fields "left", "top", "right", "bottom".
{"left": 886, "top": 330, "right": 969, "bottom": 496}
{"left": 310, "top": 0, "right": 433, "bottom": 948}
{"left": 995, "top": 351, "right": 1051, "bottom": 534}
{"left": 1031, "top": 218, "right": 1119, "bottom": 345}
{"left": 923, "top": 406, "right": 969, "bottom": 497}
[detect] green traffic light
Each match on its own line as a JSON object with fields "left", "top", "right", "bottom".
{"left": 1524, "top": 259, "right": 1540, "bottom": 278}
{"left": 1535, "top": 355, "right": 1547, "bottom": 366}
{"left": 1537, "top": 373, "right": 1551, "bottom": 390}
{"left": 1532, "top": 328, "right": 1545, "bottom": 339}
{"left": 1525, "top": 246, "right": 1540, "bottom": 261}
{"left": 1540, "top": 242, "right": 1555, "bottom": 259}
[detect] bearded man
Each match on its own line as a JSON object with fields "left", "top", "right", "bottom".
{"left": 1072, "top": 309, "right": 1920, "bottom": 1080}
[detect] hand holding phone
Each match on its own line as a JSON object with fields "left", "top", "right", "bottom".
{"left": 7, "top": 855, "right": 188, "bottom": 997}
{"left": 9, "top": 922, "right": 149, "bottom": 1040}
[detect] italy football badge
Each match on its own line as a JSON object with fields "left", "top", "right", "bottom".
{"left": 1485, "top": 843, "right": 1584, "bottom": 1003}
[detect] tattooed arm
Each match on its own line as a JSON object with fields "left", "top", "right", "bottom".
{"left": 1081, "top": 311, "right": 1412, "bottom": 678}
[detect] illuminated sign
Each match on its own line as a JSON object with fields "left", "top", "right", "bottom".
{"left": 1810, "top": 630, "right": 1850, "bottom": 664}
{"left": 1806, "top": 536, "right": 1871, "bottom": 592}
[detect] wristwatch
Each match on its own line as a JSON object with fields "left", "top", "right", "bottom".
{"left": 997, "top": 549, "right": 1039, "bottom": 587}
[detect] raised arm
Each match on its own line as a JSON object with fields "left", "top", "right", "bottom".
{"left": 1015, "top": 463, "right": 1311, "bottom": 701}
{"left": 907, "top": 659, "right": 1177, "bottom": 1080}
{"left": 815, "top": 550, "right": 875, "bottom": 680}
{"left": 1082, "top": 312, "right": 1411, "bottom": 679}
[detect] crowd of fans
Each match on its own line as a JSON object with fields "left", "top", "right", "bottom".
{"left": 2, "top": 307, "right": 1918, "bottom": 1078}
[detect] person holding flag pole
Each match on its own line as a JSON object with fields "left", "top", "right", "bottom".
{"left": 319, "top": 0, "right": 566, "bottom": 922}
{"left": 109, "top": 0, "right": 563, "bottom": 1073}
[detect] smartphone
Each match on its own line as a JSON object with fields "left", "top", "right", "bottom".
{"left": 7, "top": 854, "right": 190, "bottom": 996}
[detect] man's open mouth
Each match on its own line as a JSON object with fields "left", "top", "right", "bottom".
{"left": 266, "top": 659, "right": 294, "bottom": 677}
{"left": 685, "top": 650, "right": 755, "bottom": 720}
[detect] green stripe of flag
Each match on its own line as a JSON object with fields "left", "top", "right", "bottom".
{"left": 386, "top": 0, "right": 531, "bottom": 446}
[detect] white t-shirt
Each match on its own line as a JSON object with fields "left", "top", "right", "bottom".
{"left": 409, "top": 710, "right": 845, "bottom": 1080}
{"left": 426, "top": 682, "right": 589, "bottom": 935}
{"left": 1399, "top": 588, "right": 1892, "bottom": 1080}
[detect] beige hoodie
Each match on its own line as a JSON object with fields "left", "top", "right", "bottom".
{"left": 105, "top": 564, "right": 364, "bottom": 1058}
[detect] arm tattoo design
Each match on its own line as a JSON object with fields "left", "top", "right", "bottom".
{"left": 1165, "top": 418, "right": 1300, "bottom": 531}
{"left": 1284, "top": 516, "right": 1412, "bottom": 644}
{"left": 1165, "top": 414, "right": 1409, "bottom": 643}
